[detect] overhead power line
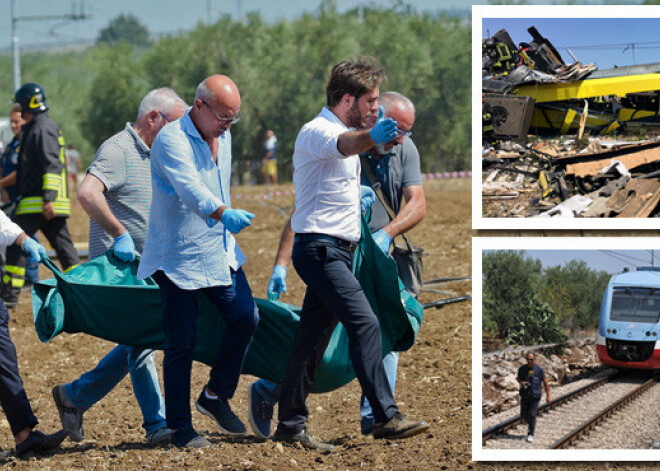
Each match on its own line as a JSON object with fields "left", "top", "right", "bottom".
{"left": 10, "top": 0, "right": 91, "bottom": 91}
{"left": 599, "top": 250, "right": 651, "bottom": 267}
{"left": 558, "top": 40, "right": 660, "bottom": 50}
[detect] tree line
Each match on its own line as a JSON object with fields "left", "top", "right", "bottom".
{"left": 483, "top": 251, "right": 611, "bottom": 346}
{"left": 0, "top": 3, "right": 470, "bottom": 181}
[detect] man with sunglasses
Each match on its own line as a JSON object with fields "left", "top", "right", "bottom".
{"left": 138, "top": 75, "right": 259, "bottom": 449}
{"left": 516, "top": 352, "right": 551, "bottom": 443}
{"left": 52, "top": 88, "right": 187, "bottom": 446}
{"left": 356, "top": 91, "right": 426, "bottom": 434}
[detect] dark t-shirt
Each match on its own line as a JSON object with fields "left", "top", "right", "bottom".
{"left": 517, "top": 364, "right": 545, "bottom": 399}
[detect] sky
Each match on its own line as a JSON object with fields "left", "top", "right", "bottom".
{"left": 482, "top": 17, "right": 660, "bottom": 70}
{"left": 0, "top": 0, "right": 468, "bottom": 50}
{"left": 523, "top": 250, "right": 660, "bottom": 275}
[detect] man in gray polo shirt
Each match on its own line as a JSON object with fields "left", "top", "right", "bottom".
{"left": 357, "top": 91, "right": 426, "bottom": 434}
{"left": 51, "top": 88, "right": 188, "bottom": 444}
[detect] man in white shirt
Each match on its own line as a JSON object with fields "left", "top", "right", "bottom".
{"left": 271, "top": 58, "right": 428, "bottom": 452}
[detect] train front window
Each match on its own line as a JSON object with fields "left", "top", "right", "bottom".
{"left": 611, "top": 287, "right": 660, "bottom": 323}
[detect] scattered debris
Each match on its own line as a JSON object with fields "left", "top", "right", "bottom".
{"left": 482, "top": 25, "right": 660, "bottom": 218}
{"left": 483, "top": 136, "right": 660, "bottom": 217}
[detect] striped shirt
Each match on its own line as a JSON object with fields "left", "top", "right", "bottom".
{"left": 87, "top": 123, "right": 152, "bottom": 259}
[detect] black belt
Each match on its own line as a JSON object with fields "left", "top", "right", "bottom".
{"left": 294, "top": 233, "right": 358, "bottom": 252}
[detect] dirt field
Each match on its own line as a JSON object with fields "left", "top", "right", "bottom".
{"left": 1, "top": 178, "right": 473, "bottom": 469}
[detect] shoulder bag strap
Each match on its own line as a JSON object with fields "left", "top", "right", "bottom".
{"left": 360, "top": 155, "right": 413, "bottom": 250}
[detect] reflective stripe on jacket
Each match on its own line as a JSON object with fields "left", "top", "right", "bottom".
{"left": 16, "top": 112, "right": 71, "bottom": 216}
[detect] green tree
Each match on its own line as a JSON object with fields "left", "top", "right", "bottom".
{"left": 1, "top": 4, "right": 471, "bottom": 176}
{"left": 483, "top": 251, "right": 567, "bottom": 345}
{"left": 505, "top": 294, "right": 566, "bottom": 346}
{"left": 85, "top": 44, "right": 146, "bottom": 149}
{"left": 97, "top": 14, "right": 151, "bottom": 47}
{"left": 483, "top": 251, "right": 540, "bottom": 336}
{"left": 142, "top": 6, "right": 470, "bottom": 180}
{"left": 539, "top": 260, "right": 610, "bottom": 330}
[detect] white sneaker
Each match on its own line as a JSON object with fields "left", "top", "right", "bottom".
{"left": 526, "top": 435, "right": 534, "bottom": 443}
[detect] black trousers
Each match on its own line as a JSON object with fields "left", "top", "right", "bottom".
{"left": 153, "top": 269, "right": 258, "bottom": 442}
{"left": 4, "top": 214, "right": 79, "bottom": 292}
{"left": 520, "top": 395, "right": 540, "bottom": 436}
{"left": 276, "top": 238, "right": 398, "bottom": 434}
{"left": 0, "top": 301, "right": 38, "bottom": 435}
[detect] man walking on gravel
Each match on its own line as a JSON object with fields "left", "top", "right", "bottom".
{"left": 517, "top": 352, "right": 551, "bottom": 443}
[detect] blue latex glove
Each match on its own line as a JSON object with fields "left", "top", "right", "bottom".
{"left": 221, "top": 208, "right": 255, "bottom": 234}
{"left": 369, "top": 105, "right": 398, "bottom": 145}
{"left": 113, "top": 231, "right": 136, "bottom": 262}
{"left": 360, "top": 185, "right": 376, "bottom": 212}
{"left": 22, "top": 237, "right": 46, "bottom": 263}
{"left": 372, "top": 229, "right": 392, "bottom": 254}
{"left": 267, "top": 265, "right": 287, "bottom": 301}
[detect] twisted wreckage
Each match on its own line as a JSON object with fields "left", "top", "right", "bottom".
{"left": 482, "top": 26, "right": 660, "bottom": 218}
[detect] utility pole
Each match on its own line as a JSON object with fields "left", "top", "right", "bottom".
{"left": 236, "top": 0, "right": 243, "bottom": 23}
{"left": 10, "top": 0, "right": 91, "bottom": 92}
{"left": 11, "top": 0, "right": 20, "bottom": 93}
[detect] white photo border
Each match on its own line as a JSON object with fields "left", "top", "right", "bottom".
{"left": 472, "top": 4, "right": 660, "bottom": 230}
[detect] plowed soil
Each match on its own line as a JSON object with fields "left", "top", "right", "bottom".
{"left": 0, "top": 178, "right": 473, "bottom": 469}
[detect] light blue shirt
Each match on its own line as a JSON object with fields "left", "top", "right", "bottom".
{"left": 137, "top": 109, "right": 245, "bottom": 289}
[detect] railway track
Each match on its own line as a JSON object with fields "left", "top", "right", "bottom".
{"left": 551, "top": 375, "right": 659, "bottom": 449}
{"left": 482, "top": 372, "right": 659, "bottom": 449}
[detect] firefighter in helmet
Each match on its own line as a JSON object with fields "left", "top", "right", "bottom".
{"left": 1, "top": 83, "right": 79, "bottom": 306}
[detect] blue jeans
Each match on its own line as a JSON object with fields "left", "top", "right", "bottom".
{"left": 254, "top": 351, "right": 398, "bottom": 430}
{"left": 153, "top": 268, "right": 258, "bottom": 444}
{"left": 65, "top": 345, "right": 166, "bottom": 434}
{"left": 276, "top": 238, "right": 398, "bottom": 434}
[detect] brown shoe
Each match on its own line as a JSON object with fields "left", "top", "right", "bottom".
{"left": 272, "top": 428, "right": 336, "bottom": 453}
{"left": 373, "top": 412, "right": 429, "bottom": 439}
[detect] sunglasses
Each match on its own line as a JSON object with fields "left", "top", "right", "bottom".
{"left": 201, "top": 100, "right": 243, "bottom": 125}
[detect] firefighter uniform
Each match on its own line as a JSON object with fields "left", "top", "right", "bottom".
{"left": 2, "top": 110, "right": 79, "bottom": 305}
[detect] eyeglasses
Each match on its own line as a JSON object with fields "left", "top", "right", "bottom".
{"left": 396, "top": 127, "right": 412, "bottom": 138}
{"left": 527, "top": 358, "right": 534, "bottom": 362}
{"left": 201, "top": 100, "right": 243, "bottom": 125}
{"left": 159, "top": 111, "right": 172, "bottom": 123}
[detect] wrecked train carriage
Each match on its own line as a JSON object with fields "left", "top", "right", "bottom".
{"left": 483, "top": 26, "right": 660, "bottom": 138}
